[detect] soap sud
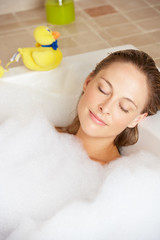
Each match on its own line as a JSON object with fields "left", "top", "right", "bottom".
{"left": 0, "top": 83, "right": 160, "bottom": 240}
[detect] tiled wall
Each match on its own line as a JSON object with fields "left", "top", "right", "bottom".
{"left": 0, "top": 0, "right": 160, "bottom": 68}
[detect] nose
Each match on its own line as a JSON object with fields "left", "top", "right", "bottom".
{"left": 98, "top": 99, "right": 112, "bottom": 115}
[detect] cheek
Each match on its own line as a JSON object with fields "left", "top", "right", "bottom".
{"left": 78, "top": 86, "right": 98, "bottom": 121}
{"left": 77, "top": 93, "right": 89, "bottom": 118}
{"left": 81, "top": 86, "right": 98, "bottom": 107}
{"left": 112, "top": 110, "right": 137, "bottom": 131}
{"left": 112, "top": 112, "right": 125, "bottom": 128}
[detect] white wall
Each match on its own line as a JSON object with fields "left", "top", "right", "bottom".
{"left": 0, "top": 0, "right": 80, "bottom": 15}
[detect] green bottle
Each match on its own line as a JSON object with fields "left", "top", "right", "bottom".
{"left": 45, "top": 0, "right": 75, "bottom": 25}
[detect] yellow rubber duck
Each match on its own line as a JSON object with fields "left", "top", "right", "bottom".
{"left": 0, "top": 60, "right": 5, "bottom": 77}
{"left": 18, "top": 26, "right": 63, "bottom": 71}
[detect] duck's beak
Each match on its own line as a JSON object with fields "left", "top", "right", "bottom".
{"left": 52, "top": 31, "right": 60, "bottom": 40}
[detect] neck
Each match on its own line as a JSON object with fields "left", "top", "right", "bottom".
{"left": 76, "top": 127, "right": 120, "bottom": 165}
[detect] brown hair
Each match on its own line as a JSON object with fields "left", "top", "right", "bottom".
{"left": 56, "top": 49, "right": 160, "bottom": 148}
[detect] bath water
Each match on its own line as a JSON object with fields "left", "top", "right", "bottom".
{"left": 45, "top": 0, "right": 75, "bottom": 25}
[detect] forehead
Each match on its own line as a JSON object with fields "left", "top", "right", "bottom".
{"left": 96, "top": 62, "right": 146, "bottom": 86}
{"left": 96, "top": 62, "right": 149, "bottom": 108}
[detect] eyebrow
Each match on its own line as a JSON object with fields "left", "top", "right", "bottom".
{"left": 123, "top": 97, "right": 138, "bottom": 109}
{"left": 101, "top": 77, "right": 137, "bottom": 109}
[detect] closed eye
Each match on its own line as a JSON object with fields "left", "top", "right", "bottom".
{"left": 98, "top": 86, "right": 110, "bottom": 95}
{"left": 119, "top": 104, "right": 129, "bottom": 113}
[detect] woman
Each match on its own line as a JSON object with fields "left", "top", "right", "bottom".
{"left": 56, "top": 49, "right": 160, "bottom": 165}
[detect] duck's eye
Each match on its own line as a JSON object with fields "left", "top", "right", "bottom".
{"left": 47, "top": 28, "right": 51, "bottom": 32}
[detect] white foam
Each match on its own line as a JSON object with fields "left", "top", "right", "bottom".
{"left": 0, "top": 83, "right": 160, "bottom": 240}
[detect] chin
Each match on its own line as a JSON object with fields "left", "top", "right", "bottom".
{"left": 80, "top": 124, "right": 107, "bottom": 138}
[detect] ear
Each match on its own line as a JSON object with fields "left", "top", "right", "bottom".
{"left": 127, "top": 112, "right": 148, "bottom": 128}
{"left": 83, "top": 73, "right": 94, "bottom": 92}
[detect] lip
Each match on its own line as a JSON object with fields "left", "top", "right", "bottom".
{"left": 89, "top": 110, "right": 107, "bottom": 126}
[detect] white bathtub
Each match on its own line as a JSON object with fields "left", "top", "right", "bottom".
{"left": 2, "top": 44, "right": 160, "bottom": 158}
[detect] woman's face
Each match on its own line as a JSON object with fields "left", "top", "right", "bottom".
{"left": 77, "top": 61, "right": 148, "bottom": 139}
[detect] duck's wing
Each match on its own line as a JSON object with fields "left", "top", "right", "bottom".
{"left": 32, "top": 50, "right": 56, "bottom": 67}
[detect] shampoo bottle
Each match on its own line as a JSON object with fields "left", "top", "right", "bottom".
{"left": 45, "top": 0, "right": 75, "bottom": 25}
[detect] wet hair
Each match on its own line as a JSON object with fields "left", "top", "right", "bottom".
{"left": 56, "top": 49, "right": 160, "bottom": 148}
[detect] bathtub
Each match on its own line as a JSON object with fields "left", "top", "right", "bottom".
{"left": 2, "top": 44, "right": 160, "bottom": 158}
